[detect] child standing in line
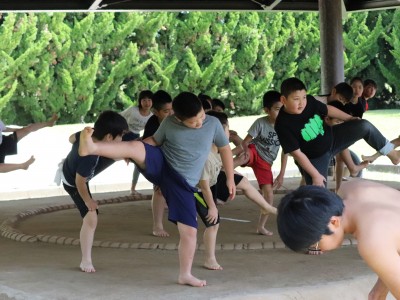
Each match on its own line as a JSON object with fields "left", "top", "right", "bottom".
{"left": 195, "top": 111, "right": 277, "bottom": 271}
{"left": 61, "top": 111, "right": 128, "bottom": 273}
{"left": 275, "top": 77, "right": 400, "bottom": 188}
{"left": 233, "top": 91, "right": 287, "bottom": 236}
{"left": 0, "top": 114, "right": 58, "bottom": 166}
{"left": 78, "top": 92, "right": 235, "bottom": 287}
{"left": 120, "top": 90, "right": 153, "bottom": 195}
{"left": 141, "top": 90, "right": 173, "bottom": 237}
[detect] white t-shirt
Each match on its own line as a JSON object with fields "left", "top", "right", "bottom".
{"left": 120, "top": 106, "right": 153, "bottom": 134}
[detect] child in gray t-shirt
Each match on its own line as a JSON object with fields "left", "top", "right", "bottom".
{"left": 233, "top": 91, "right": 287, "bottom": 236}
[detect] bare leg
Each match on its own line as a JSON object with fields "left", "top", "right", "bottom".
{"left": 152, "top": 188, "right": 169, "bottom": 237}
{"left": 339, "top": 149, "right": 369, "bottom": 177}
{"left": 79, "top": 127, "right": 146, "bottom": 169}
{"left": 363, "top": 136, "right": 400, "bottom": 163}
{"left": 79, "top": 211, "right": 97, "bottom": 273}
{"left": 0, "top": 156, "right": 35, "bottom": 173}
{"left": 256, "top": 184, "right": 274, "bottom": 236}
{"left": 368, "top": 278, "right": 389, "bottom": 300}
{"left": 335, "top": 155, "right": 344, "bottom": 193}
{"left": 177, "top": 222, "right": 206, "bottom": 287}
{"left": 203, "top": 224, "right": 222, "bottom": 270}
{"left": 130, "top": 167, "right": 142, "bottom": 195}
{"left": 386, "top": 149, "right": 400, "bottom": 165}
{"left": 15, "top": 114, "right": 58, "bottom": 141}
{"left": 236, "top": 177, "right": 277, "bottom": 215}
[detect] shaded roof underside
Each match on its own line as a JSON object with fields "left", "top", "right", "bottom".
{"left": 1, "top": 0, "right": 400, "bottom": 12}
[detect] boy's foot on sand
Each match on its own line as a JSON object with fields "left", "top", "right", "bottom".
{"left": 204, "top": 260, "right": 223, "bottom": 271}
{"left": 257, "top": 228, "right": 273, "bottom": 236}
{"left": 152, "top": 228, "right": 170, "bottom": 237}
{"left": 178, "top": 274, "right": 206, "bottom": 287}
{"left": 22, "top": 156, "right": 35, "bottom": 170}
{"left": 80, "top": 262, "right": 96, "bottom": 273}
{"left": 349, "top": 160, "right": 369, "bottom": 177}
{"left": 78, "top": 127, "right": 96, "bottom": 156}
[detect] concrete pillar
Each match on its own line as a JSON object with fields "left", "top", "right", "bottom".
{"left": 318, "top": 0, "right": 344, "bottom": 94}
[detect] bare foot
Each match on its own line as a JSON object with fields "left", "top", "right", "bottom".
{"left": 307, "top": 249, "right": 323, "bottom": 255}
{"left": 257, "top": 227, "right": 273, "bottom": 236}
{"left": 152, "top": 228, "right": 170, "bottom": 237}
{"left": 48, "top": 113, "right": 59, "bottom": 126}
{"left": 78, "top": 127, "right": 96, "bottom": 156}
{"left": 178, "top": 274, "right": 206, "bottom": 287}
{"left": 80, "top": 262, "right": 96, "bottom": 273}
{"left": 204, "top": 259, "right": 223, "bottom": 271}
{"left": 361, "top": 153, "right": 380, "bottom": 163}
{"left": 22, "top": 156, "right": 35, "bottom": 170}
{"left": 349, "top": 160, "right": 369, "bottom": 177}
{"left": 388, "top": 150, "right": 400, "bottom": 165}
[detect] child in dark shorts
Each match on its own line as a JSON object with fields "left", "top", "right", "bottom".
{"left": 195, "top": 111, "right": 277, "bottom": 271}
{"left": 0, "top": 114, "right": 58, "bottom": 172}
{"left": 61, "top": 111, "right": 128, "bottom": 273}
{"left": 78, "top": 92, "right": 236, "bottom": 287}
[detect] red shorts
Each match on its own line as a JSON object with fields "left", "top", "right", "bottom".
{"left": 246, "top": 144, "right": 273, "bottom": 186}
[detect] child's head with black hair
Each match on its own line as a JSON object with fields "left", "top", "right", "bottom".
{"left": 173, "top": 92, "right": 204, "bottom": 129}
{"left": 333, "top": 82, "right": 353, "bottom": 103}
{"left": 280, "top": 78, "right": 308, "bottom": 115}
{"left": 137, "top": 90, "right": 154, "bottom": 109}
{"left": 277, "top": 185, "right": 344, "bottom": 252}
{"left": 211, "top": 98, "right": 226, "bottom": 112}
{"left": 152, "top": 90, "right": 173, "bottom": 122}
{"left": 262, "top": 90, "right": 283, "bottom": 123}
{"left": 92, "top": 110, "right": 128, "bottom": 141}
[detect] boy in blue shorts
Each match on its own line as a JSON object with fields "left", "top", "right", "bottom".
{"left": 78, "top": 92, "right": 235, "bottom": 287}
{"left": 233, "top": 91, "right": 287, "bottom": 236}
{"left": 61, "top": 111, "right": 128, "bottom": 273}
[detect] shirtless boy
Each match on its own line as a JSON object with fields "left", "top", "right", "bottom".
{"left": 277, "top": 180, "right": 400, "bottom": 299}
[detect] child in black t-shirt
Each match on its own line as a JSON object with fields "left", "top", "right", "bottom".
{"left": 275, "top": 77, "right": 400, "bottom": 187}
{"left": 61, "top": 111, "right": 128, "bottom": 273}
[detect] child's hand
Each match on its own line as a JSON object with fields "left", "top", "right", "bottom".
{"left": 273, "top": 174, "right": 284, "bottom": 190}
{"left": 206, "top": 206, "right": 219, "bottom": 224}
{"left": 85, "top": 199, "right": 98, "bottom": 211}
{"left": 312, "top": 173, "right": 326, "bottom": 187}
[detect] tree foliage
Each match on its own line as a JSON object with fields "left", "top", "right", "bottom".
{"left": 0, "top": 10, "right": 399, "bottom": 124}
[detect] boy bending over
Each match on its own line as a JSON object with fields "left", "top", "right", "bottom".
{"left": 277, "top": 180, "right": 400, "bottom": 299}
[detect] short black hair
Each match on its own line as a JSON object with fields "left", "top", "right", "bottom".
{"left": 349, "top": 76, "right": 363, "bottom": 85}
{"left": 93, "top": 110, "right": 128, "bottom": 140}
{"left": 334, "top": 82, "right": 353, "bottom": 102}
{"left": 152, "top": 90, "right": 172, "bottom": 111}
{"left": 137, "top": 90, "right": 153, "bottom": 108}
{"left": 198, "top": 93, "right": 212, "bottom": 103}
{"left": 212, "top": 98, "right": 226, "bottom": 111}
{"left": 173, "top": 92, "right": 203, "bottom": 121}
{"left": 280, "top": 77, "right": 307, "bottom": 98}
{"left": 364, "top": 79, "right": 377, "bottom": 89}
{"left": 200, "top": 98, "right": 212, "bottom": 111}
{"left": 277, "top": 185, "right": 344, "bottom": 252}
{"left": 206, "top": 110, "right": 228, "bottom": 127}
{"left": 263, "top": 90, "right": 281, "bottom": 109}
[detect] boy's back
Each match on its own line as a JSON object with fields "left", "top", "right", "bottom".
{"left": 154, "top": 114, "right": 228, "bottom": 187}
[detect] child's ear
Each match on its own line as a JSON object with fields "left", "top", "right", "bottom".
{"left": 329, "top": 216, "right": 341, "bottom": 229}
{"left": 104, "top": 133, "right": 113, "bottom": 142}
{"left": 280, "top": 95, "right": 286, "bottom": 104}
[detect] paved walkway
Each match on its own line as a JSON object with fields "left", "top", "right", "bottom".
{"left": 1, "top": 177, "right": 398, "bottom": 299}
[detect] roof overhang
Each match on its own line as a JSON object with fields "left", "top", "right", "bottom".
{"left": 1, "top": 0, "right": 400, "bottom": 12}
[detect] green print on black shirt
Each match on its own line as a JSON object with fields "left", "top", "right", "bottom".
{"left": 301, "top": 115, "right": 324, "bottom": 141}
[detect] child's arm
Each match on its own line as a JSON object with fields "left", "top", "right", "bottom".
{"left": 75, "top": 174, "right": 98, "bottom": 211}
{"left": 142, "top": 136, "right": 160, "bottom": 146}
{"left": 219, "top": 144, "right": 236, "bottom": 200}
{"left": 198, "top": 179, "right": 218, "bottom": 225}
{"left": 232, "top": 134, "right": 252, "bottom": 156}
{"left": 327, "top": 105, "right": 358, "bottom": 122}
{"left": 291, "top": 149, "right": 326, "bottom": 187}
{"left": 273, "top": 152, "right": 288, "bottom": 189}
